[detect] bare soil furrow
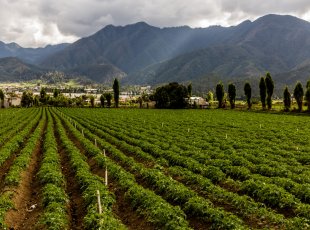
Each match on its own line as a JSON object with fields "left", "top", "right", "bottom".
{"left": 5, "top": 138, "right": 44, "bottom": 229}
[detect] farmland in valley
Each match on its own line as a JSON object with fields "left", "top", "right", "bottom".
{"left": 0, "top": 108, "right": 310, "bottom": 229}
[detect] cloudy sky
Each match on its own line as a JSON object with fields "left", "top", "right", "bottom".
{"left": 1, "top": 0, "right": 310, "bottom": 47}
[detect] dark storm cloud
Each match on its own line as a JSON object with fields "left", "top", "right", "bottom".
{"left": 0, "top": 0, "right": 309, "bottom": 47}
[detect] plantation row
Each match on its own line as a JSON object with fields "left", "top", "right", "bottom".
{"left": 0, "top": 108, "right": 309, "bottom": 229}
{"left": 58, "top": 108, "right": 310, "bottom": 229}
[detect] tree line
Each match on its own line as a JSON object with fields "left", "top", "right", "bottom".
{"left": 6, "top": 72, "right": 310, "bottom": 111}
{"left": 20, "top": 79, "right": 121, "bottom": 108}
{"left": 216, "top": 72, "right": 310, "bottom": 112}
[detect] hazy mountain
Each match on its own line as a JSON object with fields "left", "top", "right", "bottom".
{"left": 0, "top": 57, "right": 118, "bottom": 84}
{"left": 0, "top": 42, "right": 69, "bottom": 64}
{"left": 0, "top": 57, "right": 45, "bottom": 81}
{"left": 125, "top": 14, "right": 310, "bottom": 86}
{"left": 2, "top": 14, "right": 310, "bottom": 88}
{"left": 67, "top": 63, "right": 126, "bottom": 84}
{"left": 40, "top": 14, "right": 310, "bottom": 88}
{"left": 40, "top": 21, "right": 240, "bottom": 73}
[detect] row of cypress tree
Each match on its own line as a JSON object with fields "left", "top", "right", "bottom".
{"left": 216, "top": 72, "right": 310, "bottom": 112}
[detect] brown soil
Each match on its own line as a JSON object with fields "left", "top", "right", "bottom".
{"left": 0, "top": 154, "right": 17, "bottom": 191}
{"left": 55, "top": 127, "right": 85, "bottom": 230}
{"left": 59, "top": 114, "right": 155, "bottom": 230}
{"left": 5, "top": 137, "right": 44, "bottom": 230}
{"left": 110, "top": 182, "right": 155, "bottom": 230}
{"left": 0, "top": 118, "right": 40, "bottom": 192}
{"left": 88, "top": 158, "right": 155, "bottom": 230}
{"left": 60, "top": 115, "right": 227, "bottom": 229}
{"left": 188, "top": 217, "right": 211, "bottom": 230}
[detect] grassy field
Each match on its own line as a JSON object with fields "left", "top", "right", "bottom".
{"left": 0, "top": 108, "right": 309, "bottom": 229}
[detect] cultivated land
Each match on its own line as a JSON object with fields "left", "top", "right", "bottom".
{"left": 0, "top": 108, "right": 309, "bottom": 229}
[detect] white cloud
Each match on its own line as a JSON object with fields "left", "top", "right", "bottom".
{"left": 0, "top": 0, "right": 309, "bottom": 47}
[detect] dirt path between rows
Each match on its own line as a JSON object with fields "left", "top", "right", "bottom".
{"left": 5, "top": 135, "right": 44, "bottom": 229}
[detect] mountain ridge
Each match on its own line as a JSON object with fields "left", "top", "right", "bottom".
{"left": 0, "top": 42, "right": 69, "bottom": 65}
{"left": 1, "top": 14, "right": 310, "bottom": 91}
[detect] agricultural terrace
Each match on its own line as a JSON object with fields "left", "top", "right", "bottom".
{"left": 0, "top": 108, "right": 309, "bottom": 229}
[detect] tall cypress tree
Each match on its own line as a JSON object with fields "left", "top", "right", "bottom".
{"left": 305, "top": 87, "right": 310, "bottom": 111}
{"left": 100, "top": 94, "right": 105, "bottom": 108}
{"left": 294, "top": 82, "right": 304, "bottom": 112}
{"left": 113, "top": 78, "right": 120, "bottom": 108}
{"left": 283, "top": 86, "right": 291, "bottom": 112}
{"left": 187, "top": 83, "right": 192, "bottom": 97}
{"left": 265, "top": 72, "right": 274, "bottom": 110}
{"left": 244, "top": 82, "right": 252, "bottom": 109}
{"left": 216, "top": 82, "right": 224, "bottom": 108}
{"left": 228, "top": 83, "right": 236, "bottom": 109}
{"left": 0, "top": 89, "right": 4, "bottom": 108}
{"left": 259, "top": 77, "right": 266, "bottom": 110}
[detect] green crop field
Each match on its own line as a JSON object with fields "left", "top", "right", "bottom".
{"left": 0, "top": 108, "right": 309, "bottom": 229}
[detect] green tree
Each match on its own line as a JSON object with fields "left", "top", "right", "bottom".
{"left": 215, "top": 82, "right": 224, "bottom": 108}
{"left": 294, "top": 82, "right": 304, "bottom": 112}
{"left": 75, "top": 97, "right": 83, "bottom": 107}
{"left": 89, "top": 95, "right": 95, "bottom": 108}
{"left": 21, "top": 91, "right": 34, "bottom": 107}
{"left": 138, "top": 97, "right": 143, "bottom": 108}
{"left": 152, "top": 82, "right": 188, "bottom": 109}
{"left": 187, "top": 83, "right": 192, "bottom": 97}
{"left": 53, "top": 88, "right": 60, "bottom": 98}
{"left": 206, "top": 91, "right": 213, "bottom": 102}
{"left": 307, "top": 80, "right": 310, "bottom": 89}
{"left": 40, "top": 88, "right": 46, "bottom": 98}
{"left": 34, "top": 95, "right": 40, "bottom": 107}
{"left": 244, "top": 82, "right": 252, "bottom": 109}
{"left": 104, "top": 93, "right": 112, "bottom": 107}
{"left": 53, "top": 94, "right": 69, "bottom": 107}
{"left": 228, "top": 83, "right": 236, "bottom": 109}
{"left": 305, "top": 87, "right": 310, "bottom": 111}
{"left": 265, "top": 73, "right": 274, "bottom": 110}
{"left": 283, "top": 86, "right": 291, "bottom": 112}
{"left": 259, "top": 77, "right": 267, "bottom": 110}
{"left": 40, "top": 87, "right": 47, "bottom": 104}
{"left": 153, "top": 87, "right": 169, "bottom": 108}
{"left": 113, "top": 78, "right": 120, "bottom": 108}
{"left": 100, "top": 94, "right": 105, "bottom": 107}
{"left": 0, "top": 89, "right": 4, "bottom": 108}
{"left": 82, "top": 94, "right": 88, "bottom": 101}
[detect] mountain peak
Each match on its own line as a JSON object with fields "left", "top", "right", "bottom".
{"left": 254, "top": 14, "right": 310, "bottom": 27}
{"left": 7, "top": 42, "right": 21, "bottom": 49}
{"left": 103, "top": 21, "right": 151, "bottom": 30}
{"left": 131, "top": 21, "right": 150, "bottom": 27}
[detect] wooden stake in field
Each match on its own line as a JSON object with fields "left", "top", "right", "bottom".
{"left": 103, "top": 149, "right": 108, "bottom": 186}
{"left": 95, "top": 139, "right": 97, "bottom": 147}
{"left": 75, "top": 123, "right": 76, "bottom": 129}
{"left": 97, "top": 190, "right": 102, "bottom": 214}
{"left": 82, "top": 129, "right": 84, "bottom": 137}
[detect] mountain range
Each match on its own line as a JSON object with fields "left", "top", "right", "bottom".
{"left": 1, "top": 14, "right": 310, "bottom": 94}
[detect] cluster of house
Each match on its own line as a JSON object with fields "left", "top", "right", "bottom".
{"left": 0, "top": 85, "right": 209, "bottom": 108}
{"left": 0, "top": 85, "right": 158, "bottom": 108}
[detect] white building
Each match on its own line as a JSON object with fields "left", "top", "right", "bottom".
{"left": 188, "top": 97, "right": 209, "bottom": 108}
